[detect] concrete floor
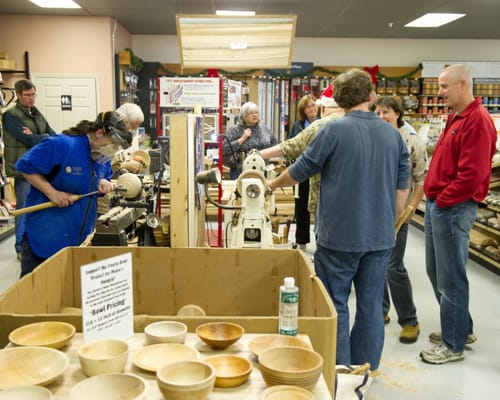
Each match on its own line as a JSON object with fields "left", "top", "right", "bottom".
{"left": 0, "top": 225, "right": 499, "bottom": 399}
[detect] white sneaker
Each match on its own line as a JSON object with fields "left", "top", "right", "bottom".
{"left": 297, "top": 244, "right": 306, "bottom": 250}
{"left": 420, "top": 343, "right": 464, "bottom": 364}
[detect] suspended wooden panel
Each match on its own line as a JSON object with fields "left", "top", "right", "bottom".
{"left": 176, "top": 15, "right": 296, "bottom": 69}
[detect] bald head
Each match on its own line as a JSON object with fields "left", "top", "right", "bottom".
{"left": 438, "top": 64, "right": 475, "bottom": 113}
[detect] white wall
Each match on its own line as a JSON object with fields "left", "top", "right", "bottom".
{"left": 132, "top": 35, "right": 500, "bottom": 67}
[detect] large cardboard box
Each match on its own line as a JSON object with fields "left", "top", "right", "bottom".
{"left": 0, "top": 247, "right": 337, "bottom": 392}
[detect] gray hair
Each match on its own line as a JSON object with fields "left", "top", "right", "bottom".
{"left": 116, "top": 103, "right": 144, "bottom": 130}
{"left": 238, "top": 102, "right": 259, "bottom": 126}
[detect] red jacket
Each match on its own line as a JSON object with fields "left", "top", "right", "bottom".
{"left": 424, "top": 97, "right": 497, "bottom": 208}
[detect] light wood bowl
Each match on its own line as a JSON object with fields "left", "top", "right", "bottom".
{"left": 70, "top": 373, "right": 148, "bottom": 400}
{"left": 195, "top": 322, "right": 244, "bottom": 350}
{"left": 9, "top": 321, "right": 75, "bottom": 349}
{"left": 260, "top": 385, "right": 315, "bottom": 400}
{"left": 0, "top": 346, "right": 69, "bottom": 389}
{"left": 133, "top": 343, "right": 199, "bottom": 372}
{"left": 77, "top": 339, "right": 129, "bottom": 377}
{"left": 156, "top": 360, "right": 215, "bottom": 400}
{"left": 176, "top": 304, "right": 206, "bottom": 317}
{"left": 248, "top": 334, "right": 311, "bottom": 357}
{"left": 0, "top": 386, "right": 53, "bottom": 400}
{"left": 145, "top": 321, "right": 187, "bottom": 345}
{"left": 258, "top": 346, "right": 323, "bottom": 391}
{"left": 203, "top": 354, "right": 252, "bottom": 388}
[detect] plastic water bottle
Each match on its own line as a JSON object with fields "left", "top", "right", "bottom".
{"left": 279, "top": 277, "right": 299, "bottom": 336}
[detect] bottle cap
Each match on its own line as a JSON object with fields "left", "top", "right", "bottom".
{"left": 284, "top": 277, "right": 295, "bottom": 288}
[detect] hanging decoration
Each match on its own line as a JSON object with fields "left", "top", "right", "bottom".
{"left": 363, "top": 65, "right": 380, "bottom": 84}
{"left": 158, "top": 63, "right": 424, "bottom": 81}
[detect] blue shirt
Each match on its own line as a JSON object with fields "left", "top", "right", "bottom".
{"left": 289, "top": 110, "right": 409, "bottom": 252}
{"left": 15, "top": 134, "right": 112, "bottom": 258}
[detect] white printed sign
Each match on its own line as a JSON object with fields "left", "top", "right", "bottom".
{"left": 80, "top": 252, "right": 134, "bottom": 342}
{"left": 159, "top": 77, "right": 220, "bottom": 107}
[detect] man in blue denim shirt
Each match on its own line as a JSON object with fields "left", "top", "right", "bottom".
{"left": 267, "top": 69, "right": 409, "bottom": 372}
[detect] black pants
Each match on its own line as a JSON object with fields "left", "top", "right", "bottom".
{"left": 20, "top": 234, "right": 47, "bottom": 278}
{"left": 294, "top": 179, "right": 310, "bottom": 245}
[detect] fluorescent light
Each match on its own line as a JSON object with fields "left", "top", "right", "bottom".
{"left": 230, "top": 41, "right": 248, "bottom": 50}
{"left": 216, "top": 10, "right": 256, "bottom": 17}
{"left": 30, "top": 0, "right": 81, "bottom": 8}
{"left": 405, "top": 13, "right": 465, "bottom": 28}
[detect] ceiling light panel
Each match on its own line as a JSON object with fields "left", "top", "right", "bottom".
{"left": 405, "top": 13, "right": 466, "bottom": 28}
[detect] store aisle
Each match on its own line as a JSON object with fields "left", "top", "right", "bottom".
{"left": 0, "top": 225, "right": 498, "bottom": 399}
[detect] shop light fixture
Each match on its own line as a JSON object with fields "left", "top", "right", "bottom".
{"left": 30, "top": 0, "right": 80, "bottom": 8}
{"left": 176, "top": 14, "right": 296, "bottom": 69}
{"left": 216, "top": 10, "right": 256, "bottom": 17}
{"left": 405, "top": 13, "right": 465, "bottom": 28}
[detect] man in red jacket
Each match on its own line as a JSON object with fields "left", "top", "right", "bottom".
{"left": 421, "top": 64, "right": 497, "bottom": 364}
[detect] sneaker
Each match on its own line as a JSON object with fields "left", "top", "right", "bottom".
{"left": 420, "top": 343, "right": 464, "bottom": 364}
{"left": 429, "top": 331, "right": 477, "bottom": 345}
{"left": 297, "top": 243, "right": 306, "bottom": 250}
{"left": 383, "top": 314, "right": 390, "bottom": 325}
{"left": 399, "top": 323, "right": 420, "bottom": 343}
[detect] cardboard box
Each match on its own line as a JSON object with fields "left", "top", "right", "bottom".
{"left": 0, "top": 247, "right": 337, "bottom": 392}
{"left": 118, "top": 50, "right": 131, "bottom": 65}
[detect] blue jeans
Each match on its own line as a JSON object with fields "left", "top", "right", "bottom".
{"left": 20, "top": 233, "right": 46, "bottom": 277}
{"left": 425, "top": 199, "right": 476, "bottom": 352}
{"left": 383, "top": 223, "right": 418, "bottom": 327}
{"left": 315, "top": 244, "right": 391, "bottom": 370}
{"left": 14, "top": 178, "right": 30, "bottom": 254}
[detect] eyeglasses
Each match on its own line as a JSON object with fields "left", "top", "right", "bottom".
{"left": 21, "top": 92, "right": 37, "bottom": 98}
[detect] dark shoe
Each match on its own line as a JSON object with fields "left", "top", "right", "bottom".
{"left": 383, "top": 314, "right": 390, "bottom": 325}
{"left": 399, "top": 323, "right": 420, "bottom": 343}
{"left": 429, "top": 331, "right": 477, "bottom": 345}
{"left": 420, "top": 343, "right": 464, "bottom": 364}
{"left": 16, "top": 252, "right": 21, "bottom": 262}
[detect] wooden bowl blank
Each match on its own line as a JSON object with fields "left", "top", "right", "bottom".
{"left": 195, "top": 322, "right": 244, "bottom": 350}
{"left": 0, "top": 346, "right": 69, "bottom": 390}
{"left": 258, "top": 346, "right": 323, "bottom": 391}
{"left": 144, "top": 321, "right": 188, "bottom": 345}
{"left": 70, "top": 373, "right": 148, "bottom": 400}
{"left": 133, "top": 343, "right": 199, "bottom": 372}
{"left": 0, "top": 385, "right": 53, "bottom": 400}
{"left": 156, "top": 360, "right": 215, "bottom": 400}
{"left": 260, "top": 385, "right": 315, "bottom": 400}
{"left": 248, "top": 334, "right": 311, "bottom": 358}
{"left": 203, "top": 354, "right": 252, "bottom": 388}
{"left": 9, "top": 321, "right": 75, "bottom": 349}
{"left": 176, "top": 304, "right": 206, "bottom": 317}
{"left": 77, "top": 339, "right": 129, "bottom": 377}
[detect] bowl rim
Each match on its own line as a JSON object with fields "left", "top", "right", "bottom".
{"left": 144, "top": 320, "right": 188, "bottom": 336}
{"left": 258, "top": 346, "right": 324, "bottom": 373}
{"left": 8, "top": 321, "right": 76, "bottom": 347}
{"left": 70, "top": 372, "right": 148, "bottom": 398}
{"left": 248, "top": 334, "right": 311, "bottom": 357}
{"left": 0, "top": 384, "right": 53, "bottom": 399}
{"left": 77, "top": 338, "right": 129, "bottom": 360}
{"left": 260, "top": 384, "right": 315, "bottom": 400}
{"left": 195, "top": 321, "right": 245, "bottom": 338}
{"left": 156, "top": 360, "right": 216, "bottom": 387}
{"left": 133, "top": 343, "right": 200, "bottom": 372}
{"left": 203, "top": 354, "right": 253, "bottom": 378}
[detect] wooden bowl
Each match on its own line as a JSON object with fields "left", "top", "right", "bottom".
{"left": 156, "top": 360, "right": 215, "bottom": 400}
{"left": 176, "top": 304, "right": 206, "bottom": 317}
{"left": 258, "top": 346, "right": 323, "bottom": 391}
{"left": 144, "top": 321, "right": 187, "bottom": 345}
{"left": 195, "top": 322, "right": 244, "bottom": 350}
{"left": 260, "top": 385, "right": 315, "bottom": 400}
{"left": 133, "top": 343, "right": 199, "bottom": 372}
{"left": 203, "top": 354, "right": 252, "bottom": 388}
{"left": 9, "top": 321, "right": 75, "bottom": 349}
{"left": 0, "top": 386, "right": 53, "bottom": 400}
{"left": 70, "top": 373, "right": 148, "bottom": 400}
{"left": 77, "top": 339, "right": 129, "bottom": 377}
{"left": 0, "top": 346, "right": 69, "bottom": 389}
{"left": 248, "top": 334, "right": 311, "bottom": 357}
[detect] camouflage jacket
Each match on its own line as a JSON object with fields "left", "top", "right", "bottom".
{"left": 280, "top": 112, "right": 343, "bottom": 214}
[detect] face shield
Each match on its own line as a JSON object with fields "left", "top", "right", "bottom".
{"left": 91, "top": 112, "right": 133, "bottom": 164}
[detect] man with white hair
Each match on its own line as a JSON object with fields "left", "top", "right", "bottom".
{"left": 420, "top": 64, "right": 497, "bottom": 364}
{"left": 116, "top": 102, "right": 144, "bottom": 131}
